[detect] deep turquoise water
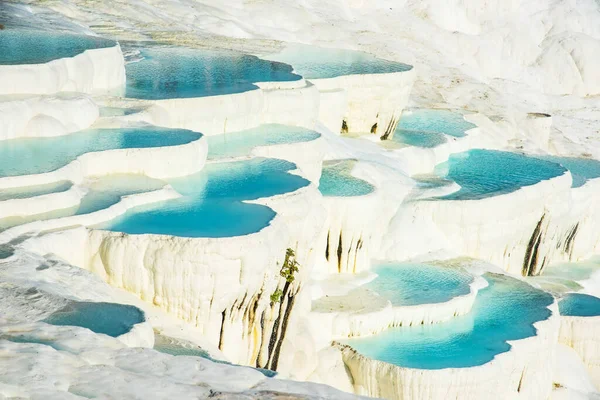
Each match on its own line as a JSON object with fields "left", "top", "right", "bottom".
{"left": 559, "top": 293, "right": 600, "bottom": 317}
{"left": 265, "top": 44, "right": 412, "bottom": 79}
{"left": 434, "top": 150, "right": 567, "bottom": 200}
{"left": 207, "top": 125, "right": 320, "bottom": 160}
{"left": 318, "top": 160, "right": 374, "bottom": 197}
{"left": 534, "top": 156, "right": 600, "bottom": 188}
{"left": 366, "top": 262, "right": 473, "bottom": 306}
{"left": 0, "top": 181, "right": 73, "bottom": 202}
{"left": 99, "top": 158, "right": 309, "bottom": 237}
{"left": 125, "top": 46, "right": 301, "bottom": 100}
{"left": 396, "top": 109, "right": 475, "bottom": 138}
{"left": 0, "top": 30, "right": 115, "bottom": 65}
{"left": 43, "top": 301, "right": 145, "bottom": 337}
{"left": 343, "top": 273, "right": 553, "bottom": 369}
{"left": 0, "top": 126, "right": 201, "bottom": 178}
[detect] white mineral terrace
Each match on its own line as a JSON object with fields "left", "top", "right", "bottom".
{"left": 1, "top": 1, "right": 600, "bottom": 399}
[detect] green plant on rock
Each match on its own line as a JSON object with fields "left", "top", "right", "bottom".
{"left": 270, "top": 289, "right": 283, "bottom": 304}
{"left": 280, "top": 248, "right": 299, "bottom": 283}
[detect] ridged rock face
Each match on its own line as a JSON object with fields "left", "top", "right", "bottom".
{"left": 310, "top": 69, "right": 416, "bottom": 139}
{"left": 318, "top": 161, "right": 411, "bottom": 274}
{"left": 0, "top": 44, "right": 126, "bottom": 96}
{"left": 30, "top": 184, "right": 328, "bottom": 373}
{"left": 382, "top": 172, "right": 600, "bottom": 276}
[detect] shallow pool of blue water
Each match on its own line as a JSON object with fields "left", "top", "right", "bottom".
{"left": 207, "top": 125, "right": 320, "bottom": 160}
{"left": 433, "top": 150, "right": 567, "bottom": 200}
{"left": 342, "top": 273, "right": 553, "bottom": 369}
{"left": 125, "top": 46, "right": 301, "bottom": 100}
{"left": 0, "top": 29, "right": 115, "bottom": 65}
{"left": 392, "top": 130, "right": 447, "bottom": 148}
{"left": 99, "top": 158, "right": 309, "bottom": 237}
{"left": 154, "top": 334, "right": 277, "bottom": 377}
{"left": 44, "top": 301, "right": 145, "bottom": 337}
{"left": 0, "top": 126, "right": 201, "bottom": 178}
{"left": 265, "top": 44, "right": 412, "bottom": 79}
{"left": 559, "top": 293, "right": 600, "bottom": 317}
{"left": 318, "top": 160, "right": 374, "bottom": 197}
{"left": 0, "top": 181, "right": 73, "bottom": 202}
{"left": 366, "top": 262, "right": 473, "bottom": 306}
{"left": 534, "top": 156, "right": 600, "bottom": 188}
{"left": 396, "top": 109, "right": 475, "bottom": 138}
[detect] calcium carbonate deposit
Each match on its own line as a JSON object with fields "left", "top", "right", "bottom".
{"left": 1, "top": 0, "right": 600, "bottom": 399}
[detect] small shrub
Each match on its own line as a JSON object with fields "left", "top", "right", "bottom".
{"left": 280, "top": 248, "right": 299, "bottom": 283}
{"left": 270, "top": 289, "right": 283, "bottom": 304}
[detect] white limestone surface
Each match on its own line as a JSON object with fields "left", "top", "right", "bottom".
{"left": 0, "top": 134, "right": 207, "bottom": 190}
{"left": 317, "top": 160, "right": 411, "bottom": 275}
{"left": 381, "top": 171, "right": 589, "bottom": 276}
{"left": 0, "top": 94, "right": 99, "bottom": 140}
{"left": 0, "top": 184, "right": 85, "bottom": 221}
{"left": 27, "top": 183, "right": 328, "bottom": 377}
{"left": 559, "top": 314, "right": 600, "bottom": 390}
{"left": 101, "top": 80, "right": 321, "bottom": 136}
{"left": 311, "top": 69, "right": 417, "bottom": 138}
{"left": 310, "top": 274, "right": 487, "bottom": 342}
{"left": 336, "top": 301, "right": 561, "bottom": 400}
{"left": 1, "top": 185, "right": 180, "bottom": 244}
{"left": 0, "top": 44, "right": 126, "bottom": 96}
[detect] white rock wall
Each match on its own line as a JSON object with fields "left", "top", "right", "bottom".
{"left": 558, "top": 315, "right": 600, "bottom": 390}
{"left": 311, "top": 69, "right": 417, "bottom": 138}
{"left": 0, "top": 135, "right": 207, "bottom": 190}
{"left": 0, "top": 94, "right": 99, "bottom": 140}
{"left": 0, "top": 45, "right": 126, "bottom": 96}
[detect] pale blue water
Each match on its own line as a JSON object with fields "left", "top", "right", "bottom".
{"left": 154, "top": 334, "right": 277, "bottom": 377}
{"left": 534, "top": 156, "right": 600, "bottom": 188}
{"left": 265, "top": 44, "right": 412, "bottom": 79}
{"left": 396, "top": 109, "right": 475, "bottom": 138}
{"left": 434, "top": 150, "right": 567, "bottom": 200}
{"left": 559, "top": 293, "right": 600, "bottom": 317}
{"left": 0, "top": 126, "right": 201, "bottom": 178}
{"left": 343, "top": 273, "right": 553, "bottom": 369}
{"left": 125, "top": 46, "right": 301, "bottom": 100}
{"left": 0, "top": 30, "right": 115, "bottom": 65}
{"left": 100, "top": 158, "right": 309, "bottom": 237}
{"left": 44, "top": 301, "right": 145, "bottom": 337}
{"left": 0, "top": 181, "right": 72, "bottom": 201}
{"left": 318, "top": 160, "right": 374, "bottom": 197}
{"left": 392, "top": 130, "right": 447, "bottom": 148}
{"left": 366, "top": 262, "right": 473, "bottom": 306}
{"left": 75, "top": 175, "right": 166, "bottom": 215}
{"left": 207, "top": 125, "right": 320, "bottom": 160}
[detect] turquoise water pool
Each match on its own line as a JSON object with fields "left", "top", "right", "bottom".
{"left": 99, "top": 158, "right": 309, "bottom": 237}
{"left": 434, "top": 150, "right": 567, "bottom": 200}
{"left": 397, "top": 109, "right": 475, "bottom": 138}
{"left": 0, "top": 181, "right": 73, "bottom": 202}
{"left": 534, "top": 156, "right": 600, "bottom": 188}
{"left": 125, "top": 46, "right": 301, "bottom": 100}
{"left": 207, "top": 124, "right": 320, "bottom": 160}
{"left": 264, "top": 44, "right": 411, "bottom": 79}
{"left": 342, "top": 273, "right": 553, "bottom": 369}
{"left": 154, "top": 334, "right": 277, "bottom": 377}
{"left": 318, "top": 160, "right": 374, "bottom": 197}
{"left": 75, "top": 174, "right": 167, "bottom": 215}
{"left": 0, "top": 30, "right": 115, "bottom": 65}
{"left": 366, "top": 262, "right": 473, "bottom": 306}
{"left": 559, "top": 293, "right": 600, "bottom": 317}
{"left": 44, "top": 301, "right": 145, "bottom": 337}
{"left": 392, "top": 130, "right": 447, "bottom": 148}
{"left": 0, "top": 126, "right": 201, "bottom": 178}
